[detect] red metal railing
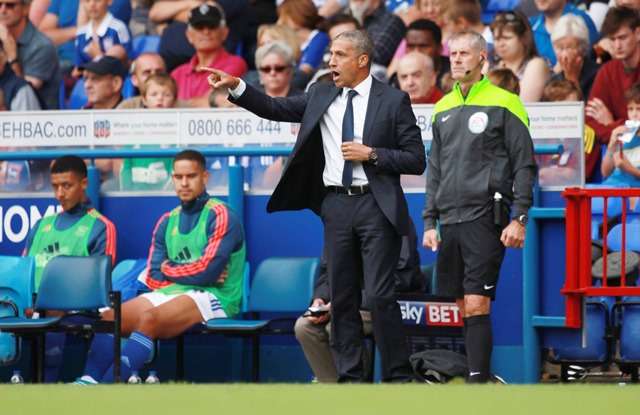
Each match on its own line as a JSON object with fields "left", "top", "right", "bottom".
{"left": 562, "top": 187, "right": 640, "bottom": 328}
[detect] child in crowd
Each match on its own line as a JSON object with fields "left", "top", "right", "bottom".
{"left": 538, "top": 79, "right": 598, "bottom": 186}
{"left": 487, "top": 68, "right": 520, "bottom": 95}
{"left": 74, "top": 0, "right": 132, "bottom": 72}
{"left": 602, "top": 83, "right": 640, "bottom": 187}
{"left": 118, "top": 74, "right": 176, "bottom": 191}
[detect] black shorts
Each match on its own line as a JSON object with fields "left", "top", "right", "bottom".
{"left": 436, "top": 212, "right": 506, "bottom": 300}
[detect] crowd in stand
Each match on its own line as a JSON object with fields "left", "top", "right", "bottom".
{"left": 4, "top": 0, "right": 640, "bottom": 191}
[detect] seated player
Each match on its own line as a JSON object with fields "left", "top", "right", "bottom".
{"left": 23, "top": 155, "right": 116, "bottom": 382}
{"left": 75, "top": 149, "right": 245, "bottom": 384}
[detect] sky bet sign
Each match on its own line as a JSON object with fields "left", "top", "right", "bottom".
{"left": 400, "top": 301, "right": 463, "bottom": 327}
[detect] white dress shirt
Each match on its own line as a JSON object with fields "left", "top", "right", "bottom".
{"left": 230, "top": 75, "right": 373, "bottom": 187}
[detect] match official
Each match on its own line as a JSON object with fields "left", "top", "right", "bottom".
{"left": 423, "top": 30, "right": 536, "bottom": 383}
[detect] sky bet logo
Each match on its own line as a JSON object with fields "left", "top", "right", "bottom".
{"left": 400, "top": 301, "right": 425, "bottom": 325}
{"left": 399, "top": 301, "right": 463, "bottom": 327}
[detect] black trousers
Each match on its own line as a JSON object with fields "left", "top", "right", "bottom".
{"left": 321, "top": 191, "right": 411, "bottom": 382}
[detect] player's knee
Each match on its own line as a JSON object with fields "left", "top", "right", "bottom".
{"left": 101, "top": 309, "right": 114, "bottom": 321}
{"left": 136, "top": 309, "right": 160, "bottom": 338}
{"left": 463, "top": 297, "right": 490, "bottom": 317}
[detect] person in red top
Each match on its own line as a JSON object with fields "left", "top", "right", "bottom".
{"left": 586, "top": 6, "right": 640, "bottom": 143}
{"left": 171, "top": 3, "right": 247, "bottom": 107}
{"left": 396, "top": 52, "right": 443, "bottom": 104}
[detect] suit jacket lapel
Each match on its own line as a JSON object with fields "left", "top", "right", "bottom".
{"left": 289, "top": 85, "right": 340, "bottom": 163}
{"left": 363, "top": 79, "right": 383, "bottom": 146}
{"left": 307, "top": 85, "right": 341, "bottom": 132}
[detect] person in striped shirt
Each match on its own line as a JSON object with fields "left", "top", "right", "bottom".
{"left": 23, "top": 155, "right": 117, "bottom": 382}
{"left": 76, "top": 149, "right": 245, "bottom": 384}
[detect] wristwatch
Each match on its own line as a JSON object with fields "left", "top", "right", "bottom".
{"left": 516, "top": 214, "right": 528, "bottom": 226}
{"left": 368, "top": 148, "right": 378, "bottom": 165}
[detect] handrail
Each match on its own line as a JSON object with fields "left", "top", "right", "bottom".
{"left": 0, "top": 144, "right": 564, "bottom": 160}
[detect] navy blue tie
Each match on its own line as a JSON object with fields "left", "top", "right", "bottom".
{"left": 341, "top": 89, "right": 358, "bottom": 188}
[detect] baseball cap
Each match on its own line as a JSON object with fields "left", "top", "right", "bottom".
{"left": 188, "top": 3, "right": 226, "bottom": 28}
{"left": 80, "top": 56, "right": 128, "bottom": 79}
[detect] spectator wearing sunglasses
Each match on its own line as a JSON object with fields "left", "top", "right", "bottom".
{"left": 171, "top": 3, "right": 247, "bottom": 108}
{"left": 250, "top": 41, "right": 303, "bottom": 190}
{"left": 491, "top": 11, "right": 549, "bottom": 102}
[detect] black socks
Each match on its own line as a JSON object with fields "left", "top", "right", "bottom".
{"left": 464, "top": 314, "right": 492, "bottom": 383}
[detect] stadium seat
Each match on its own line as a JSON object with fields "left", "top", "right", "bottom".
{"left": 0, "top": 256, "right": 35, "bottom": 366}
{"left": 68, "top": 79, "right": 88, "bottom": 110}
{"left": 131, "top": 35, "right": 161, "bottom": 60}
{"left": 547, "top": 297, "right": 613, "bottom": 381}
{"left": 615, "top": 297, "right": 640, "bottom": 381}
{"left": 197, "top": 257, "right": 319, "bottom": 382}
{"left": 0, "top": 256, "right": 121, "bottom": 382}
{"left": 606, "top": 222, "right": 640, "bottom": 254}
{"left": 590, "top": 188, "right": 629, "bottom": 240}
{"left": 121, "top": 76, "right": 136, "bottom": 99}
{"left": 112, "top": 258, "right": 148, "bottom": 302}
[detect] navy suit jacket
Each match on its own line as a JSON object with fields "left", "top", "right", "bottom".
{"left": 230, "top": 78, "right": 426, "bottom": 235}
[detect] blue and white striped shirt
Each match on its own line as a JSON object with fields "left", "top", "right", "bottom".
{"left": 74, "top": 12, "right": 131, "bottom": 66}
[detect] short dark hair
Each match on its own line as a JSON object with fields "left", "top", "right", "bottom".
{"left": 50, "top": 155, "right": 88, "bottom": 177}
{"left": 626, "top": 82, "right": 640, "bottom": 104}
{"left": 324, "top": 13, "right": 361, "bottom": 32}
{"left": 601, "top": 6, "right": 640, "bottom": 38}
{"left": 174, "top": 149, "right": 206, "bottom": 170}
{"left": 407, "top": 19, "right": 442, "bottom": 45}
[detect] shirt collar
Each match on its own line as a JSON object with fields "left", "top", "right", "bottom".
{"left": 343, "top": 74, "right": 373, "bottom": 99}
{"left": 181, "top": 191, "right": 210, "bottom": 213}
{"left": 88, "top": 12, "right": 114, "bottom": 38}
{"left": 189, "top": 50, "right": 227, "bottom": 72}
{"left": 17, "top": 21, "right": 35, "bottom": 46}
{"left": 453, "top": 75, "right": 489, "bottom": 102}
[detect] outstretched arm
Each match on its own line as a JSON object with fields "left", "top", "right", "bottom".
{"left": 201, "top": 67, "right": 307, "bottom": 123}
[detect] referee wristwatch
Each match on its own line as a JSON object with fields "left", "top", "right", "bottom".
{"left": 368, "top": 148, "right": 378, "bottom": 166}
{"left": 516, "top": 214, "right": 528, "bottom": 226}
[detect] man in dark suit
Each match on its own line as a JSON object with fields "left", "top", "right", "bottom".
{"left": 202, "top": 30, "right": 426, "bottom": 382}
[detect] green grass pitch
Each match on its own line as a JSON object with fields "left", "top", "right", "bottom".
{"left": 1, "top": 384, "right": 639, "bottom": 415}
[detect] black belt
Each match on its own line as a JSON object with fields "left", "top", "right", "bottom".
{"left": 326, "top": 185, "right": 370, "bottom": 195}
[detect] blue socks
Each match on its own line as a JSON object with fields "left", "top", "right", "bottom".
{"left": 83, "top": 333, "right": 116, "bottom": 382}
{"left": 101, "top": 331, "right": 154, "bottom": 383}
{"left": 44, "top": 332, "right": 66, "bottom": 383}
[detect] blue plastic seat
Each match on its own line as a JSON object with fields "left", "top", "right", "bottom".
{"left": 0, "top": 256, "right": 35, "bottom": 365}
{"left": 0, "top": 256, "right": 121, "bottom": 382}
{"left": 112, "top": 258, "right": 148, "bottom": 302}
{"left": 590, "top": 187, "right": 630, "bottom": 240}
{"left": 131, "top": 35, "right": 161, "bottom": 60}
{"left": 68, "top": 79, "right": 87, "bottom": 110}
{"left": 202, "top": 257, "right": 319, "bottom": 381}
{"left": 121, "top": 76, "right": 135, "bottom": 99}
{"left": 618, "top": 297, "right": 640, "bottom": 362}
{"left": 606, "top": 222, "right": 640, "bottom": 253}
{"left": 547, "top": 297, "right": 612, "bottom": 380}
